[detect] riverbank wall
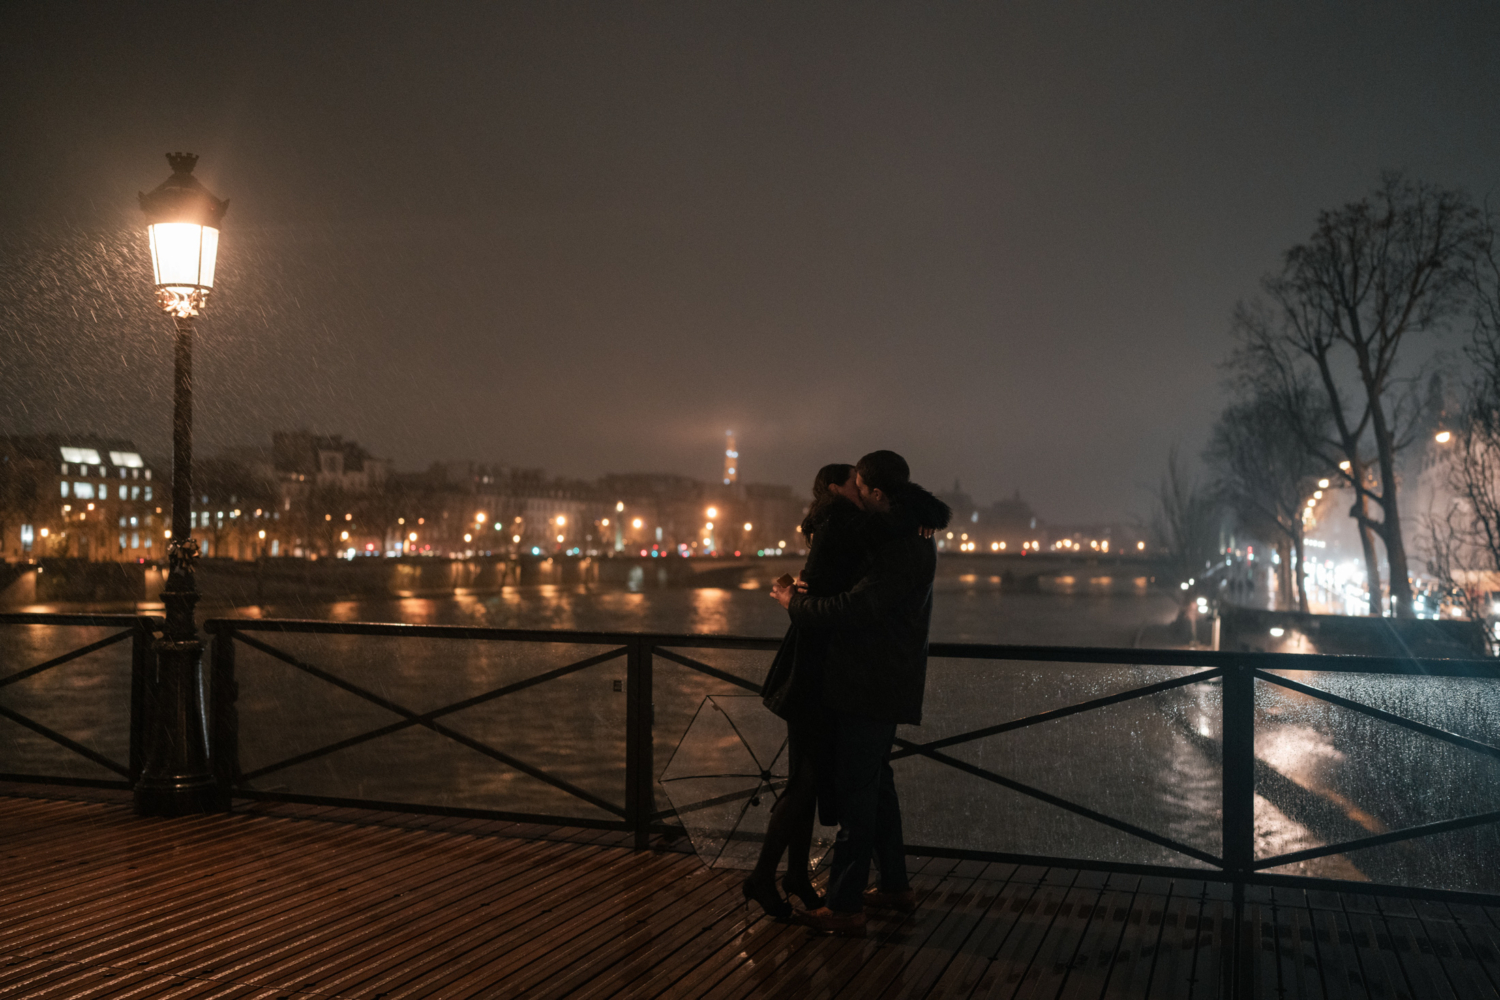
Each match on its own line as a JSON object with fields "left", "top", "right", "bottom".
{"left": 1220, "top": 605, "right": 1488, "bottom": 658}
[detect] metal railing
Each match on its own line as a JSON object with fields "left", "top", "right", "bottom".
{"left": 3, "top": 612, "right": 1499, "bottom": 909}
{"left": 0, "top": 612, "right": 158, "bottom": 789}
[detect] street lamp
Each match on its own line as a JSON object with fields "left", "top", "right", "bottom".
{"left": 134, "top": 152, "right": 228, "bottom": 817}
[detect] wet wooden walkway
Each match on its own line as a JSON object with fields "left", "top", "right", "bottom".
{"left": 2, "top": 791, "right": 1499, "bottom": 999}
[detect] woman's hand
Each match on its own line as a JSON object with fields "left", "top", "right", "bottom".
{"left": 771, "top": 579, "right": 806, "bottom": 609}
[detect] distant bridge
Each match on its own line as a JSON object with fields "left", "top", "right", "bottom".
{"left": 598, "top": 550, "right": 1171, "bottom": 591}
{"left": 930, "top": 551, "right": 1171, "bottom": 591}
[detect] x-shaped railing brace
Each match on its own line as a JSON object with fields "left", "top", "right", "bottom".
{"left": 1250, "top": 669, "right": 1500, "bottom": 870}
{"left": 653, "top": 648, "right": 1230, "bottom": 864}
{"left": 890, "top": 667, "right": 1228, "bottom": 866}
{"left": 229, "top": 631, "right": 629, "bottom": 818}
{"left": 0, "top": 629, "right": 136, "bottom": 778}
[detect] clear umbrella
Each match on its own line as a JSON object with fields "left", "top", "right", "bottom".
{"left": 658, "top": 694, "right": 834, "bottom": 870}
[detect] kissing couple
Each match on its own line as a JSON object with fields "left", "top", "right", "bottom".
{"left": 747, "top": 449, "right": 950, "bottom": 935}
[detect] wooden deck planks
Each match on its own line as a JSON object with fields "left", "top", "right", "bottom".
{"left": 1306, "top": 889, "right": 1370, "bottom": 1000}
{"left": 1340, "top": 890, "right": 1416, "bottom": 1000}
{"left": 1014, "top": 870, "right": 1113, "bottom": 999}
{"left": 1057, "top": 875, "right": 1143, "bottom": 999}
{"left": 1412, "top": 900, "right": 1500, "bottom": 1000}
{"left": 969, "top": 867, "right": 1085, "bottom": 997}
{"left": 11, "top": 820, "right": 543, "bottom": 974}
{"left": 824, "top": 858, "right": 990, "bottom": 1000}
{"left": 704, "top": 856, "right": 960, "bottom": 1000}
{"left": 878, "top": 863, "right": 1024, "bottom": 1000}
{"left": 6, "top": 825, "right": 565, "bottom": 998}
{"left": 272, "top": 834, "right": 661, "bottom": 997}
{"left": 4, "top": 793, "right": 1500, "bottom": 999}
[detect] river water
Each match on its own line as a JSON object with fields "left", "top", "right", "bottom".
{"left": 4, "top": 581, "right": 1497, "bottom": 895}
{"left": 210, "top": 577, "right": 1178, "bottom": 646}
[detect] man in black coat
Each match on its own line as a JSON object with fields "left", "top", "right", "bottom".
{"left": 772, "top": 449, "right": 949, "bottom": 933}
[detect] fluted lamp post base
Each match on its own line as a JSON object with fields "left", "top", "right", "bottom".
{"left": 133, "top": 574, "right": 221, "bottom": 816}
{"left": 133, "top": 633, "right": 221, "bottom": 817}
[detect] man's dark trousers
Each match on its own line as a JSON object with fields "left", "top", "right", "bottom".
{"left": 825, "top": 707, "right": 909, "bottom": 913}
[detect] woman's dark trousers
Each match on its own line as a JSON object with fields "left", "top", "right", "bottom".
{"left": 825, "top": 708, "right": 908, "bottom": 914}
{"left": 750, "top": 711, "right": 823, "bottom": 885}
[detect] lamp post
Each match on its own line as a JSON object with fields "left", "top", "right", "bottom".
{"left": 135, "top": 152, "right": 228, "bottom": 816}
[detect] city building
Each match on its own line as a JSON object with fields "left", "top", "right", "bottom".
{"left": 0, "top": 434, "right": 163, "bottom": 561}
{"left": 0, "top": 427, "right": 808, "bottom": 564}
{"left": 933, "top": 485, "right": 1049, "bottom": 553}
{"left": 600, "top": 473, "right": 803, "bottom": 558}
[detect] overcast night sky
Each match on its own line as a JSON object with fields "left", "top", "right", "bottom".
{"left": 2, "top": 3, "right": 1498, "bottom": 523}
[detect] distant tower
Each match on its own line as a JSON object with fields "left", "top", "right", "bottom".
{"left": 723, "top": 431, "right": 738, "bottom": 485}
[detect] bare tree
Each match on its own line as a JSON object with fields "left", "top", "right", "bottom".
{"left": 1149, "top": 447, "right": 1222, "bottom": 595}
{"left": 1206, "top": 389, "right": 1331, "bottom": 612}
{"left": 1423, "top": 209, "right": 1500, "bottom": 627}
{"left": 1420, "top": 502, "right": 1493, "bottom": 626}
{"left": 1232, "top": 173, "right": 1487, "bottom": 617}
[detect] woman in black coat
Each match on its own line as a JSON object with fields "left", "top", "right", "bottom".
{"left": 742, "top": 462, "right": 866, "bottom": 919}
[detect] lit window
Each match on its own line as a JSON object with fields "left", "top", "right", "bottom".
{"left": 144, "top": 486, "right": 153, "bottom": 500}
{"left": 130, "top": 532, "right": 140, "bottom": 548}
{"left": 130, "top": 486, "right": 140, "bottom": 500}
{"left": 98, "top": 484, "right": 109, "bottom": 500}
{"left": 60, "top": 482, "right": 69, "bottom": 498}
{"left": 59, "top": 446, "right": 101, "bottom": 465}
{"left": 73, "top": 482, "right": 94, "bottom": 499}
{"left": 108, "top": 451, "right": 144, "bottom": 468}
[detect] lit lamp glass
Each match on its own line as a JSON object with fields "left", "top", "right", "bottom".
{"left": 139, "top": 153, "right": 229, "bottom": 318}
{"left": 147, "top": 223, "right": 219, "bottom": 309}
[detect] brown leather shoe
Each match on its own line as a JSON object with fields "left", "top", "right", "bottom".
{"left": 863, "top": 887, "right": 917, "bottom": 912}
{"left": 792, "top": 906, "right": 866, "bottom": 936}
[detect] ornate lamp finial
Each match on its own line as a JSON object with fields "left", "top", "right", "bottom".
{"left": 166, "top": 152, "right": 199, "bottom": 175}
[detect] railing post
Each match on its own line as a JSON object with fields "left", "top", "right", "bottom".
{"left": 1222, "top": 659, "right": 1256, "bottom": 998}
{"left": 624, "top": 636, "right": 654, "bottom": 850}
{"left": 208, "top": 623, "right": 238, "bottom": 811}
{"left": 128, "top": 616, "right": 154, "bottom": 783}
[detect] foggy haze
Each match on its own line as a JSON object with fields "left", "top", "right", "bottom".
{"left": 2, "top": 2, "right": 1498, "bottom": 522}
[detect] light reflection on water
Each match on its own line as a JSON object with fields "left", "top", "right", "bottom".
{"left": 199, "top": 584, "right": 1181, "bottom": 646}
{"left": 688, "top": 588, "right": 733, "bottom": 635}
